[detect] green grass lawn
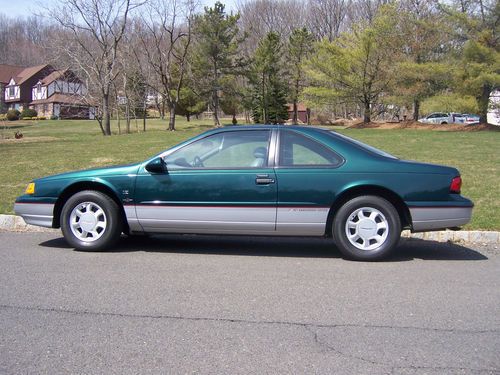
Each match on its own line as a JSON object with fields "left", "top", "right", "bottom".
{"left": 1, "top": 118, "right": 498, "bottom": 230}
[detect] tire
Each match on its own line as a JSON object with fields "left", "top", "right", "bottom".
{"left": 60, "top": 190, "right": 122, "bottom": 251}
{"left": 332, "top": 196, "right": 401, "bottom": 261}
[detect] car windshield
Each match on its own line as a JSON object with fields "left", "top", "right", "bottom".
{"left": 328, "top": 131, "right": 398, "bottom": 159}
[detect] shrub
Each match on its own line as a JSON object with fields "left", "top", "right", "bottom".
{"left": 0, "top": 114, "right": 6, "bottom": 121}
{"left": 6, "top": 109, "right": 20, "bottom": 121}
{"left": 36, "top": 116, "right": 47, "bottom": 120}
{"left": 20, "top": 108, "right": 37, "bottom": 119}
{"left": 23, "top": 117, "right": 32, "bottom": 120}
{"left": 50, "top": 114, "right": 59, "bottom": 120}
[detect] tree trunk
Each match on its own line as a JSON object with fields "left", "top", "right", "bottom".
{"left": 213, "top": 89, "right": 221, "bottom": 127}
{"left": 413, "top": 99, "right": 420, "bottom": 121}
{"left": 363, "top": 100, "right": 371, "bottom": 123}
{"left": 161, "top": 101, "right": 166, "bottom": 120}
{"left": 478, "top": 84, "right": 491, "bottom": 124}
{"left": 168, "top": 103, "right": 176, "bottom": 131}
{"left": 116, "top": 108, "right": 121, "bottom": 135}
{"left": 186, "top": 113, "right": 190, "bottom": 122}
{"left": 143, "top": 102, "right": 147, "bottom": 132}
{"left": 125, "top": 101, "right": 130, "bottom": 134}
{"left": 292, "top": 100, "right": 298, "bottom": 125}
{"left": 102, "top": 93, "right": 111, "bottom": 135}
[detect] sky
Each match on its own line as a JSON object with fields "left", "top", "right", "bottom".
{"left": 0, "top": 0, "right": 238, "bottom": 18}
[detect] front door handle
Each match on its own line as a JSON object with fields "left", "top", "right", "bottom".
{"left": 255, "top": 174, "right": 275, "bottom": 185}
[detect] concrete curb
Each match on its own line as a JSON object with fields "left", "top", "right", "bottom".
{"left": 401, "top": 229, "right": 499, "bottom": 244}
{"left": 0, "top": 214, "right": 58, "bottom": 233}
{"left": 0, "top": 214, "right": 498, "bottom": 244}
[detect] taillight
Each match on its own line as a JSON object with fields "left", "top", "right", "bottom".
{"left": 450, "top": 176, "right": 462, "bottom": 194}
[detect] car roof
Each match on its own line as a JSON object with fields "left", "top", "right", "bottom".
{"left": 208, "top": 124, "right": 324, "bottom": 132}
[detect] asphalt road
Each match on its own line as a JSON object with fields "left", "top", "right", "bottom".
{"left": 0, "top": 232, "right": 499, "bottom": 375}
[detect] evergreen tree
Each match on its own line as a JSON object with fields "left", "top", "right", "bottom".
{"left": 303, "top": 6, "right": 397, "bottom": 123}
{"left": 193, "top": 2, "right": 245, "bottom": 127}
{"left": 390, "top": 1, "right": 452, "bottom": 120}
{"left": 251, "top": 32, "right": 289, "bottom": 124}
{"left": 453, "top": 2, "right": 500, "bottom": 123}
{"left": 176, "top": 87, "right": 206, "bottom": 122}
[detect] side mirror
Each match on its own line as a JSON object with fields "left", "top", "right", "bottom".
{"left": 145, "top": 157, "right": 167, "bottom": 174}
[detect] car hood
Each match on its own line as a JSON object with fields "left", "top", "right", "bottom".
{"left": 34, "top": 163, "right": 142, "bottom": 183}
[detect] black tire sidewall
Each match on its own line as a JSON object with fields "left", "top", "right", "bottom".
{"left": 61, "top": 190, "right": 122, "bottom": 251}
{"left": 333, "top": 196, "right": 401, "bottom": 261}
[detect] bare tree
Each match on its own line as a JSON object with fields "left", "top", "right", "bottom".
{"left": 138, "top": 0, "right": 195, "bottom": 131}
{"left": 348, "top": 0, "right": 391, "bottom": 24}
{"left": 237, "top": 0, "right": 306, "bottom": 52}
{"left": 307, "top": 0, "right": 350, "bottom": 41}
{"left": 47, "top": 0, "right": 140, "bottom": 135}
{"left": 0, "top": 14, "right": 54, "bottom": 66}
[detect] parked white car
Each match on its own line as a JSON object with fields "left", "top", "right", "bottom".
{"left": 418, "top": 113, "right": 465, "bottom": 124}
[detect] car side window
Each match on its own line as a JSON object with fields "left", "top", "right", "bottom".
{"left": 165, "top": 130, "right": 271, "bottom": 169}
{"left": 278, "top": 130, "right": 343, "bottom": 167}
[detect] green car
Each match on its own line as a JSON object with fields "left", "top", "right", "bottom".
{"left": 14, "top": 126, "right": 473, "bottom": 260}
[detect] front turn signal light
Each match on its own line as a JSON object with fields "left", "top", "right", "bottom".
{"left": 25, "top": 182, "right": 35, "bottom": 195}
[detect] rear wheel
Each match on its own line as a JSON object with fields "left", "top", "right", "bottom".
{"left": 61, "top": 190, "right": 122, "bottom": 251}
{"left": 333, "top": 196, "right": 401, "bottom": 261}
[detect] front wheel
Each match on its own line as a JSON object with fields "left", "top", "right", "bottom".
{"left": 332, "top": 196, "right": 401, "bottom": 261}
{"left": 61, "top": 190, "right": 122, "bottom": 251}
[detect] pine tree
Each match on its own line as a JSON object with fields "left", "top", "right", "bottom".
{"left": 193, "top": 2, "right": 245, "bottom": 127}
{"left": 251, "top": 32, "right": 289, "bottom": 124}
{"left": 303, "top": 6, "right": 397, "bottom": 123}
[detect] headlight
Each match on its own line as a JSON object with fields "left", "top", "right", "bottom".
{"left": 25, "top": 182, "right": 35, "bottom": 194}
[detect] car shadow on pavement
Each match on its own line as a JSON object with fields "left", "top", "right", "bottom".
{"left": 38, "top": 235, "right": 488, "bottom": 261}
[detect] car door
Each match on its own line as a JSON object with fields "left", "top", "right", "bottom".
{"left": 134, "top": 129, "right": 277, "bottom": 234}
{"left": 273, "top": 129, "right": 344, "bottom": 236}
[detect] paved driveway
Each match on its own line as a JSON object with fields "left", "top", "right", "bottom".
{"left": 0, "top": 232, "right": 499, "bottom": 374}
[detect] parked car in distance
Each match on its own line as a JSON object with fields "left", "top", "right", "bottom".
{"left": 462, "top": 114, "right": 480, "bottom": 125}
{"left": 14, "top": 126, "right": 473, "bottom": 261}
{"left": 418, "top": 112, "right": 465, "bottom": 124}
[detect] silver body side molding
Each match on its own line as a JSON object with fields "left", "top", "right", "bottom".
{"left": 410, "top": 206, "right": 473, "bottom": 232}
{"left": 129, "top": 205, "right": 330, "bottom": 236}
{"left": 14, "top": 203, "right": 54, "bottom": 228}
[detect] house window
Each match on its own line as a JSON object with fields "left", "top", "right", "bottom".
{"left": 37, "top": 83, "right": 42, "bottom": 93}
{"left": 43, "top": 104, "right": 48, "bottom": 114}
{"left": 8, "top": 86, "right": 15, "bottom": 97}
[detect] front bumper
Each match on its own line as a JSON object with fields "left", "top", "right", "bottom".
{"left": 14, "top": 202, "right": 54, "bottom": 228}
{"left": 409, "top": 205, "right": 473, "bottom": 232}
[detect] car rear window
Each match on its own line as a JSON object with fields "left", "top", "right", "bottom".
{"left": 328, "top": 131, "right": 398, "bottom": 159}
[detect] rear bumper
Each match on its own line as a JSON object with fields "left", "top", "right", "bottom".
{"left": 14, "top": 202, "right": 54, "bottom": 228}
{"left": 409, "top": 206, "right": 473, "bottom": 232}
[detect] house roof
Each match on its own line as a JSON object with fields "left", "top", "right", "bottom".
{"left": 30, "top": 93, "right": 89, "bottom": 106}
{"left": 0, "top": 64, "right": 25, "bottom": 84}
{"left": 37, "top": 69, "right": 79, "bottom": 86}
{"left": 14, "top": 64, "right": 50, "bottom": 85}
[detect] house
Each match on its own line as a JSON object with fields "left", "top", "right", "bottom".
{"left": 3, "top": 64, "right": 54, "bottom": 112}
{"left": 0, "top": 64, "right": 25, "bottom": 112}
{"left": 287, "top": 103, "right": 310, "bottom": 124}
{"left": 29, "top": 69, "right": 95, "bottom": 119}
{"left": 0, "top": 63, "right": 95, "bottom": 119}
